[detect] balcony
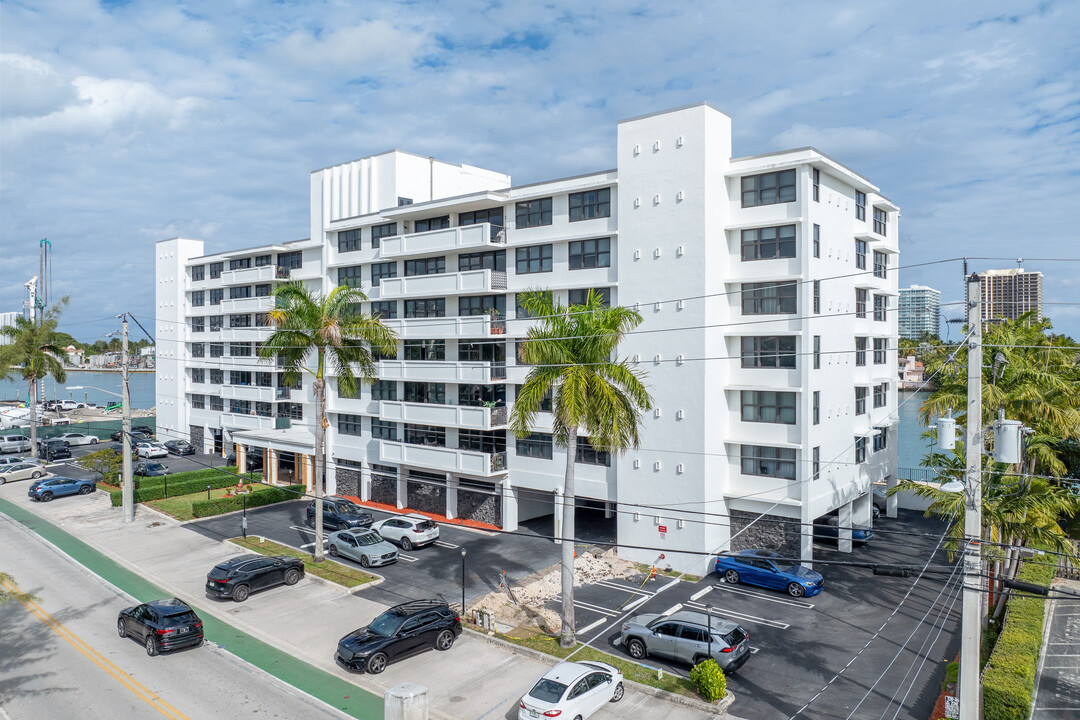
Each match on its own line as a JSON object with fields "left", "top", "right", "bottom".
{"left": 221, "top": 296, "right": 273, "bottom": 314}
{"left": 378, "top": 360, "right": 506, "bottom": 384}
{"left": 275, "top": 387, "right": 292, "bottom": 400}
{"left": 221, "top": 326, "right": 272, "bottom": 343}
{"left": 854, "top": 224, "right": 886, "bottom": 243}
{"left": 221, "top": 385, "right": 275, "bottom": 402}
{"left": 221, "top": 411, "right": 276, "bottom": 431}
{"left": 383, "top": 315, "right": 499, "bottom": 339}
{"left": 378, "top": 269, "right": 507, "bottom": 299}
{"left": 380, "top": 223, "right": 505, "bottom": 259}
{"left": 379, "top": 401, "right": 508, "bottom": 430}
{"left": 220, "top": 265, "right": 277, "bottom": 286}
{"left": 379, "top": 441, "right": 508, "bottom": 477}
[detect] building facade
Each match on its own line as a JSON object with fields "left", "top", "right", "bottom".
{"left": 897, "top": 284, "right": 940, "bottom": 339}
{"left": 0, "top": 311, "right": 21, "bottom": 345}
{"left": 978, "top": 269, "right": 1043, "bottom": 324}
{"left": 156, "top": 104, "right": 899, "bottom": 572}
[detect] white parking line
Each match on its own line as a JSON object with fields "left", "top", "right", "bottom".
{"left": 713, "top": 583, "right": 815, "bottom": 609}
{"left": 690, "top": 586, "right": 713, "bottom": 601}
{"left": 686, "top": 600, "right": 790, "bottom": 630}
{"left": 574, "top": 600, "right": 618, "bottom": 617}
{"left": 749, "top": 646, "right": 760, "bottom": 654}
{"left": 434, "top": 540, "right": 459, "bottom": 549}
{"left": 397, "top": 553, "right": 418, "bottom": 563}
{"left": 622, "top": 595, "right": 650, "bottom": 612}
{"left": 576, "top": 618, "right": 607, "bottom": 635}
{"left": 660, "top": 603, "right": 683, "bottom": 617}
{"left": 595, "top": 580, "right": 653, "bottom": 597}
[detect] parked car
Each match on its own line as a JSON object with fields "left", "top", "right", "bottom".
{"left": 714, "top": 548, "right": 824, "bottom": 598}
{"left": 335, "top": 598, "right": 461, "bottom": 674}
{"left": 371, "top": 513, "right": 439, "bottom": 551}
{"left": 117, "top": 598, "right": 204, "bottom": 656}
{"left": 306, "top": 496, "right": 374, "bottom": 531}
{"left": 813, "top": 516, "right": 874, "bottom": 545}
{"left": 57, "top": 400, "right": 85, "bottom": 411}
{"left": 0, "top": 434, "right": 32, "bottom": 454}
{"left": 0, "top": 462, "right": 46, "bottom": 485}
{"left": 518, "top": 661, "right": 624, "bottom": 720}
{"left": 110, "top": 426, "right": 154, "bottom": 442}
{"left": 0, "top": 455, "right": 39, "bottom": 467}
{"left": 135, "top": 442, "right": 168, "bottom": 459}
{"left": 225, "top": 448, "right": 263, "bottom": 471}
{"left": 38, "top": 440, "right": 72, "bottom": 462}
{"left": 54, "top": 432, "right": 99, "bottom": 447}
{"left": 873, "top": 486, "right": 887, "bottom": 519}
{"left": 328, "top": 528, "right": 399, "bottom": 568}
{"left": 205, "top": 555, "right": 304, "bottom": 602}
{"left": 619, "top": 609, "right": 750, "bottom": 672}
{"left": 163, "top": 440, "right": 195, "bottom": 456}
{"left": 27, "top": 476, "right": 96, "bottom": 501}
{"left": 134, "top": 461, "right": 169, "bottom": 477}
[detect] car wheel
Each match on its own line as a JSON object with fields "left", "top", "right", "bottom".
{"left": 79, "top": 485, "right": 92, "bottom": 495}
{"left": 400, "top": 537, "right": 413, "bottom": 551}
{"left": 337, "top": 522, "right": 349, "bottom": 532}
{"left": 41, "top": 492, "right": 53, "bottom": 502}
{"left": 627, "top": 638, "right": 646, "bottom": 659}
{"left": 284, "top": 569, "right": 301, "bottom": 586}
{"left": 611, "top": 682, "right": 624, "bottom": 703}
{"left": 0, "top": 478, "right": 4, "bottom": 486}
{"left": 329, "top": 544, "right": 340, "bottom": 557}
{"left": 693, "top": 655, "right": 708, "bottom": 666}
{"left": 306, "top": 516, "right": 315, "bottom": 529}
{"left": 90, "top": 438, "right": 98, "bottom": 444}
{"left": 117, "top": 618, "right": 127, "bottom": 638}
{"left": 31, "top": 471, "right": 42, "bottom": 479}
{"left": 724, "top": 569, "right": 740, "bottom": 585}
{"left": 366, "top": 652, "right": 388, "bottom": 674}
{"left": 434, "top": 629, "right": 455, "bottom": 651}
{"left": 360, "top": 555, "right": 370, "bottom": 568}
{"left": 787, "top": 582, "right": 806, "bottom": 598}
{"left": 232, "top": 584, "right": 251, "bottom": 602}
{"left": 145, "top": 635, "right": 159, "bottom": 656}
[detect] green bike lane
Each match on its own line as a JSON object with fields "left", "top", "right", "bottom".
{"left": 0, "top": 497, "right": 383, "bottom": 720}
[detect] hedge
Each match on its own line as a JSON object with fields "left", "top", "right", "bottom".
{"left": 191, "top": 484, "right": 306, "bottom": 518}
{"left": 108, "top": 466, "right": 257, "bottom": 506}
{"left": 982, "top": 550, "right": 1057, "bottom": 720}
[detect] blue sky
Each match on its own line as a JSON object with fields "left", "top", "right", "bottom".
{"left": 2, "top": 1, "right": 1079, "bottom": 341}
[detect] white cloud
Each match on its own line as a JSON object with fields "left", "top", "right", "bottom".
{"left": 0, "top": 53, "right": 72, "bottom": 118}
{"left": 274, "top": 21, "right": 430, "bottom": 73}
{"left": 772, "top": 124, "right": 898, "bottom": 163}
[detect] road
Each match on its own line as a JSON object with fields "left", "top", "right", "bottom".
{"left": 0, "top": 511, "right": 352, "bottom": 720}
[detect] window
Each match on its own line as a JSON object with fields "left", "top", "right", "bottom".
{"left": 855, "top": 191, "right": 866, "bottom": 221}
{"left": 371, "top": 301, "right": 397, "bottom": 319}
{"left": 191, "top": 343, "right": 205, "bottom": 358}
{"left": 874, "top": 295, "right": 887, "bottom": 322}
{"left": 190, "top": 317, "right": 205, "bottom": 333}
{"left": 515, "top": 291, "right": 552, "bottom": 319}
{"left": 229, "top": 257, "right": 251, "bottom": 270}
{"left": 229, "top": 400, "right": 251, "bottom": 415}
{"left": 229, "top": 314, "right": 251, "bottom": 328}
{"left": 855, "top": 387, "right": 868, "bottom": 415}
{"left": 191, "top": 291, "right": 204, "bottom": 307}
{"left": 576, "top": 437, "right": 611, "bottom": 466}
{"left": 459, "top": 295, "right": 504, "bottom": 317}
{"left": 209, "top": 396, "right": 224, "bottom": 411}
{"left": 813, "top": 224, "right": 820, "bottom": 258}
{"left": 404, "top": 382, "right": 445, "bottom": 404}
{"left": 569, "top": 238, "right": 611, "bottom": 269}
{"left": 741, "top": 225, "right": 796, "bottom": 261}
{"left": 191, "top": 368, "right": 205, "bottom": 383}
{"left": 338, "top": 414, "right": 363, "bottom": 436}
{"left": 741, "top": 282, "right": 797, "bottom": 315}
{"left": 741, "top": 336, "right": 796, "bottom": 368}
{"left": 209, "top": 262, "right": 223, "bottom": 279}
{"left": 813, "top": 335, "right": 821, "bottom": 369}
{"left": 255, "top": 254, "right": 272, "bottom": 267}
{"left": 460, "top": 341, "right": 505, "bottom": 363}
{"left": 277, "top": 251, "right": 302, "bottom": 270}
{"left": 191, "top": 394, "right": 205, "bottom": 409}
{"left": 338, "top": 229, "right": 362, "bottom": 253}
{"left": 567, "top": 288, "right": 609, "bottom": 307}
{"left": 403, "top": 340, "right": 445, "bottom": 361}
{"left": 255, "top": 402, "right": 273, "bottom": 418}
{"left": 459, "top": 207, "right": 504, "bottom": 229}
{"left": 741, "top": 169, "right": 796, "bottom": 207}
{"left": 230, "top": 342, "right": 252, "bottom": 357}
{"left": 516, "top": 245, "right": 553, "bottom": 274}
{"left": 255, "top": 283, "right": 271, "bottom": 297}
{"left": 874, "top": 338, "right": 888, "bottom": 364}
{"left": 813, "top": 446, "right": 820, "bottom": 480}
{"left": 873, "top": 427, "right": 888, "bottom": 452}
{"left": 371, "top": 418, "right": 397, "bottom": 441}
{"left": 229, "top": 370, "right": 252, "bottom": 385}
{"left": 569, "top": 188, "right": 611, "bottom": 221}
{"left": 330, "top": 265, "right": 361, "bottom": 288}
{"left": 855, "top": 337, "right": 867, "bottom": 366}
{"left": 516, "top": 384, "right": 552, "bottom": 412}
{"left": 874, "top": 208, "right": 887, "bottom": 236}
{"left": 459, "top": 250, "right": 505, "bottom": 272}
{"left": 398, "top": 197, "right": 413, "bottom": 206}
{"left": 404, "top": 424, "right": 445, "bottom": 447}
{"left": 741, "top": 445, "right": 796, "bottom": 479}
{"left": 874, "top": 383, "right": 888, "bottom": 409}
{"left": 256, "top": 372, "right": 272, "bottom": 387}
{"left": 855, "top": 239, "right": 867, "bottom": 269}
{"left": 813, "top": 281, "right": 821, "bottom": 314}
{"left": 812, "top": 168, "right": 820, "bottom": 202}
{"left": 813, "top": 391, "right": 820, "bottom": 425}
{"left": 229, "top": 286, "right": 252, "bottom": 299}
{"left": 873, "top": 251, "right": 888, "bottom": 279}
{"left": 209, "top": 343, "right": 224, "bottom": 358}
{"left": 459, "top": 384, "right": 505, "bottom": 407}
{"left": 209, "top": 289, "right": 223, "bottom": 306}
{"left": 414, "top": 216, "right": 449, "bottom": 233}
{"left": 516, "top": 433, "right": 553, "bottom": 459}
{"left": 855, "top": 436, "right": 868, "bottom": 463}
{"left": 370, "top": 261, "right": 396, "bottom": 287}
{"left": 191, "top": 265, "right": 205, "bottom": 281}
{"left": 856, "top": 289, "right": 868, "bottom": 318}
{"left": 459, "top": 429, "right": 505, "bottom": 454}
{"left": 278, "top": 402, "right": 303, "bottom": 420}
{"left": 336, "top": 376, "right": 361, "bottom": 399}
{"left": 371, "top": 380, "right": 397, "bottom": 401}
{"left": 515, "top": 197, "right": 552, "bottom": 228}
{"left": 741, "top": 391, "right": 796, "bottom": 425}
{"left": 210, "top": 369, "right": 224, "bottom": 385}
{"left": 404, "top": 298, "right": 445, "bottom": 318}
{"left": 371, "top": 222, "right": 396, "bottom": 249}
{"left": 405, "top": 256, "right": 445, "bottom": 276}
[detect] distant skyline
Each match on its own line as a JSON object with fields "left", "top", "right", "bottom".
{"left": 2, "top": 1, "right": 1078, "bottom": 340}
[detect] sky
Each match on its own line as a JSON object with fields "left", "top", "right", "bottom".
{"left": 1, "top": 0, "right": 1079, "bottom": 342}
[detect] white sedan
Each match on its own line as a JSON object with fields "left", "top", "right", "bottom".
{"left": 518, "top": 661, "right": 624, "bottom": 719}
{"left": 135, "top": 442, "right": 168, "bottom": 459}
{"left": 54, "top": 432, "right": 99, "bottom": 447}
{"left": 371, "top": 513, "right": 439, "bottom": 551}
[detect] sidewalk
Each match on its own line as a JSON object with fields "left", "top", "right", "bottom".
{"left": 1031, "top": 577, "right": 1080, "bottom": 719}
{"left": 0, "top": 485, "right": 726, "bottom": 720}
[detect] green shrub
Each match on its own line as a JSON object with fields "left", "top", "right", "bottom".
{"left": 108, "top": 467, "right": 253, "bottom": 506}
{"left": 689, "top": 658, "right": 726, "bottom": 703}
{"left": 191, "top": 484, "right": 305, "bottom": 518}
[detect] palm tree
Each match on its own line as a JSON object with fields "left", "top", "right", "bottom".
{"left": 0, "top": 300, "right": 69, "bottom": 452}
{"left": 511, "top": 289, "right": 653, "bottom": 647}
{"left": 259, "top": 281, "right": 396, "bottom": 562}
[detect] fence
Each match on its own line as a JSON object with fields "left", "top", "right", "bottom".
{"left": 4, "top": 417, "right": 157, "bottom": 442}
{"left": 1057, "top": 540, "right": 1080, "bottom": 580}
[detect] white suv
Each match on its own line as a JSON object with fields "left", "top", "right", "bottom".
{"left": 372, "top": 514, "right": 440, "bottom": 551}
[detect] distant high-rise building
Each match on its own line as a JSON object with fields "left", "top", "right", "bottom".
{"left": 978, "top": 269, "right": 1043, "bottom": 324}
{"left": 0, "top": 311, "right": 22, "bottom": 346}
{"left": 898, "top": 285, "right": 940, "bottom": 339}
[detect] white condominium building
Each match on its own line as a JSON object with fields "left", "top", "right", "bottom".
{"left": 157, "top": 103, "right": 899, "bottom": 572}
{"left": 898, "top": 285, "right": 941, "bottom": 339}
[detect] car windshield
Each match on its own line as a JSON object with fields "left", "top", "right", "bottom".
{"left": 355, "top": 532, "right": 382, "bottom": 546}
{"left": 723, "top": 627, "right": 747, "bottom": 645}
{"left": 770, "top": 558, "right": 795, "bottom": 573}
{"left": 161, "top": 611, "right": 198, "bottom": 627}
{"left": 367, "top": 611, "right": 405, "bottom": 637}
{"left": 528, "top": 679, "right": 568, "bottom": 703}
{"left": 146, "top": 464, "right": 165, "bottom": 471}
{"left": 413, "top": 519, "right": 436, "bottom": 531}
{"left": 337, "top": 502, "right": 364, "bottom": 515}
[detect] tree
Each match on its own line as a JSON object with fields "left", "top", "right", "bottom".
{"left": 259, "top": 281, "right": 396, "bottom": 562}
{"left": 77, "top": 448, "right": 123, "bottom": 482}
{"left": 510, "top": 289, "right": 652, "bottom": 647}
{"left": 0, "top": 300, "right": 69, "bottom": 452}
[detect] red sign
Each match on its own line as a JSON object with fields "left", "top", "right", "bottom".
{"left": 658, "top": 525, "right": 668, "bottom": 534}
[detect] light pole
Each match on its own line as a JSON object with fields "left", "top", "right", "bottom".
{"left": 706, "top": 603, "right": 714, "bottom": 662}
{"left": 67, "top": 379, "right": 131, "bottom": 523}
{"left": 460, "top": 548, "right": 467, "bottom": 620}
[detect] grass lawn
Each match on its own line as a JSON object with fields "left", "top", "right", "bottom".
{"left": 145, "top": 484, "right": 279, "bottom": 522}
{"left": 229, "top": 536, "right": 379, "bottom": 589}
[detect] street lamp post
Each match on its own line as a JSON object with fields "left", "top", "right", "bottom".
{"left": 242, "top": 491, "right": 248, "bottom": 539}
{"left": 706, "top": 603, "right": 714, "bottom": 662}
{"left": 460, "top": 548, "right": 467, "bottom": 620}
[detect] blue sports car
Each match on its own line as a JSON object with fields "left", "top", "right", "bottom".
{"left": 715, "top": 548, "right": 824, "bottom": 598}
{"left": 27, "top": 476, "right": 96, "bottom": 502}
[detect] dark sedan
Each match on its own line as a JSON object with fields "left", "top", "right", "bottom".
{"left": 813, "top": 516, "right": 873, "bottom": 545}
{"left": 164, "top": 440, "right": 195, "bottom": 455}
{"left": 117, "top": 598, "right": 203, "bottom": 656}
{"left": 307, "top": 496, "right": 373, "bottom": 531}
{"left": 28, "top": 476, "right": 95, "bottom": 501}
{"left": 336, "top": 599, "right": 461, "bottom": 674}
{"left": 205, "top": 555, "right": 304, "bottom": 602}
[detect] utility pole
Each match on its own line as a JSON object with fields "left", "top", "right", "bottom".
{"left": 959, "top": 272, "right": 983, "bottom": 720}
{"left": 121, "top": 315, "right": 134, "bottom": 523}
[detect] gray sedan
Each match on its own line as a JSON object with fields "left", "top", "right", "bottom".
{"left": 619, "top": 609, "right": 751, "bottom": 673}
{"left": 327, "top": 528, "right": 399, "bottom": 568}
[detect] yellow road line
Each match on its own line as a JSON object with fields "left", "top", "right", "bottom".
{"left": 2, "top": 578, "right": 191, "bottom": 720}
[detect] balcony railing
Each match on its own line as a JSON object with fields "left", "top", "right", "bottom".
{"left": 275, "top": 266, "right": 291, "bottom": 279}
{"left": 490, "top": 225, "right": 506, "bottom": 243}
{"left": 490, "top": 361, "right": 507, "bottom": 380}
{"left": 275, "top": 387, "right": 291, "bottom": 400}
{"left": 490, "top": 451, "right": 507, "bottom": 472}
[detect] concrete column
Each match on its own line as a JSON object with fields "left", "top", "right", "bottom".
{"left": 886, "top": 474, "right": 899, "bottom": 518}
{"left": 360, "top": 465, "right": 371, "bottom": 502}
{"left": 552, "top": 487, "right": 562, "bottom": 544}
{"left": 396, "top": 473, "right": 407, "bottom": 509}
{"left": 384, "top": 682, "right": 427, "bottom": 720}
{"left": 837, "top": 501, "right": 853, "bottom": 553}
{"left": 501, "top": 479, "right": 518, "bottom": 532}
{"left": 446, "top": 476, "right": 458, "bottom": 520}
{"left": 305, "top": 454, "right": 314, "bottom": 493}
{"left": 267, "top": 448, "right": 277, "bottom": 485}
{"left": 237, "top": 444, "right": 246, "bottom": 472}
{"left": 853, "top": 491, "right": 873, "bottom": 527}
{"left": 604, "top": 501, "right": 614, "bottom": 519}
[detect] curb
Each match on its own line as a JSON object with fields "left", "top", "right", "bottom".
{"left": 222, "top": 537, "right": 386, "bottom": 594}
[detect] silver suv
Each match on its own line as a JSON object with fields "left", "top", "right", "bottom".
{"left": 0, "top": 435, "right": 32, "bottom": 454}
{"left": 619, "top": 609, "right": 751, "bottom": 672}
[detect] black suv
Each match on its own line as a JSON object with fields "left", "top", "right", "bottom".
{"left": 38, "top": 440, "right": 72, "bottom": 462}
{"left": 110, "top": 427, "right": 155, "bottom": 442}
{"left": 336, "top": 599, "right": 461, "bottom": 674}
{"left": 205, "top": 554, "right": 305, "bottom": 602}
{"left": 117, "top": 598, "right": 204, "bottom": 656}
{"left": 307, "top": 496, "right": 373, "bottom": 530}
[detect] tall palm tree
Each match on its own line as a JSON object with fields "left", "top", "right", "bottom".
{"left": 259, "top": 281, "right": 396, "bottom": 562}
{"left": 0, "top": 300, "right": 69, "bottom": 452}
{"left": 511, "top": 289, "right": 652, "bottom": 647}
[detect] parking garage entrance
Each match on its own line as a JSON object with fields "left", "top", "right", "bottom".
{"left": 518, "top": 492, "right": 617, "bottom": 547}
